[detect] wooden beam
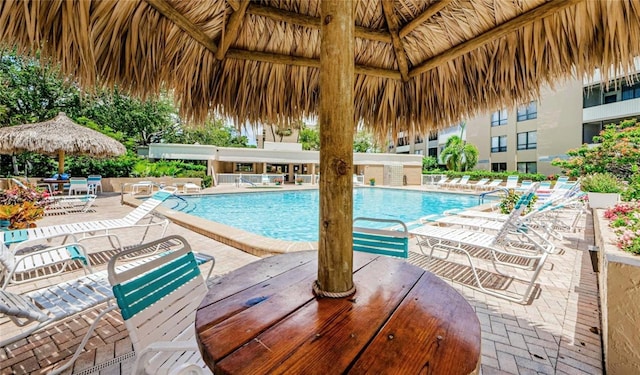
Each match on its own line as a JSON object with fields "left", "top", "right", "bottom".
{"left": 409, "top": 0, "right": 583, "bottom": 78}
{"left": 400, "top": 0, "right": 453, "bottom": 38}
{"left": 215, "top": 0, "right": 250, "bottom": 60}
{"left": 144, "top": 0, "right": 217, "bottom": 54}
{"left": 247, "top": 3, "right": 391, "bottom": 43}
{"left": 226, "top": 0, "right": 240, "bottom": 11}
{"left": 381, "top": 0, "right": 409, "bottom": 81}
{"left": 226, "top": 48, "right": 401, "bottom": 80}
{"left": 145, "top": 0, "right": 400, "bottom": 80}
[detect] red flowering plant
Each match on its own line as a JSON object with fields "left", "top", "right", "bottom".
{"left": 604, "top": 202, "right": 640, "bottom": 255}
{"left": 0, "top": 185, "right": 54, "bottom": 229}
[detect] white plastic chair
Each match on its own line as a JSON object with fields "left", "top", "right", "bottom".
{"left": 68, "top": 177, "right": 89, "bottom": 195}
{"left": 108, "top": 235, "right": 212, "bottom": 374}
{"left": 87, "top": 174, "right": 103, "bottom": 194}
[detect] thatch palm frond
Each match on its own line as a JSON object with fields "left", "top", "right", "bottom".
{"left": 0, "top": 0, "right": 638, "bottom": 135}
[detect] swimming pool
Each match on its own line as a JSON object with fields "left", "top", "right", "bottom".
{"left": 164, "top": 189, "right": 484, "bottom": 242}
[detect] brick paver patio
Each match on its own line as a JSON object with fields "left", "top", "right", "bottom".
{"left": 0, "top": 187, "right": 602, "bottom": 374}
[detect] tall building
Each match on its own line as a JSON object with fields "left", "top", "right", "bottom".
{"left": 390, "top": 70, "right": 640, "bottom": 176}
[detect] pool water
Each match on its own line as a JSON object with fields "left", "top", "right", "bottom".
{"left": 165, "top": 189, "right": 484, "bottom": 242}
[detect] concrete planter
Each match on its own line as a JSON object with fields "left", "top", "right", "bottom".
{"left": 593, "top": 209, "right": 640, "bottom": 374}
{"left": 587, "top": 192, "right": 620, "bottom": 209}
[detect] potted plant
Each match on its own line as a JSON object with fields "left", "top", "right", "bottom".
{"left": 295, "top": 177, "right": 304, "bottom": 185}
{"left": 369, "top": 178, "right": 376, "bottom": 186}
{"left": 581, "top": 172, "right": 623, "bottom": 209}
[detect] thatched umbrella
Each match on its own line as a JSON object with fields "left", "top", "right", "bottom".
{"left": 1, "top": 0, "right": 639, "bottom": 295}
{"left": 0, "top": 112, "right": 126, "bottom": 175}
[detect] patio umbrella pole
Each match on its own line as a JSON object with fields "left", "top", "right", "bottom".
{"left": 58, "top": 150, "right": 65, "bottom": 174}
{"left": 315, "top": 0, "right": 355, "bottom": 297}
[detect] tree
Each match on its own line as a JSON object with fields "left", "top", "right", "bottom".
{"left": 79, "top": 87, "right": 177, "bottom": 146}
{"left": 440, "top": 135, "right": 479, "bottom": 171}
{"left": 299, "top": 126, "right": 320, "bottom": 150}
{"left": 422, "top": 156, "right": 438, "bottom": 171}
{"left": 353, "top": 130, "right": 378, "bottom": 152}
{"left": 0, "top": 51, "right": 81, "bottom": 126}
{"left": 163, "top": 118, "right": 251, "bottom": 147}
{"left": 552, "top": 119, "right": 640, "bottom": 179}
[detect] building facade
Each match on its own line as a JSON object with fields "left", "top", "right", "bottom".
{"left": 389, "top": 71, "right": 640, "bottom": 177}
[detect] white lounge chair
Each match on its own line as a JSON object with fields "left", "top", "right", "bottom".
{"left": 1, "top": 236, "right": 215, "bottom": 374}
{"left": 448, "top": 175, "right": 470, "bottom": 189}
{"left": 468, "top": 178, "right": 490, "bottom": 190}
{"left": 505, "top": 175, "right": 519, "bottom": 189}
{"left": 0, "top": 237, "right": 96, "bottom": 289}
{"left": 481, "top": 179, "right": 504, "bottom": 191}
{"left": 108, "top": 235, "right": 212, "bottom": 374}
{"left": 45, "top": 193, "right": 97, "bottom": 214}
{"left": 0, "top": 271, "right": 116, "bottom": 374}
{"left": 1, "top": 187, "right": 178, "bottom": 254}
{"left": 183, "top": 182, "right": 202, "bottom": 193}
{"left": 409, "top": 187, "right": 554, "bottom": 304}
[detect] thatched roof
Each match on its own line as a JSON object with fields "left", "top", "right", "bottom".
{"left": 1, "top": 0, "right": 639, "bottom": 136}
{"left": 0, "top": 112, "right": 126, "bottom": 157}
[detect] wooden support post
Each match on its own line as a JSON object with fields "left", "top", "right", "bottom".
{"left": 317, "top": 0, "right": 354, "bottom": 295}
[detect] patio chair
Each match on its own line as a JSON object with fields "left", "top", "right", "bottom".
{"left": 468, "top": 178, "right": 490, "bottom": 190}
{"left": 516, "top": 180, "right": 533, "bottom": 192}
{"left": 480, "top": 179, "right": 504, "bottom": 191}
{"left": 0, "top": 271, "right": 116, "bottom": 374}
{"left": 353, "top": 217, "right": 409, "bottom": 258}
{"left": 409, "top": 187, "right": 553, "bottom": 304}
{"left": 1, "top": 187, "right": 178, "bottom": 254}
{"left": 0, "top": 237, "right": 95, "bottom": 289}
{"left": 183, "top": 182, "right": 202, "bottom": 193}
{"left": 448, "top": 175, "right": 470, "bottom": 189}
{"left": 68, "top": 177, "right": 89, "bottom": 195}
{"left": 433, "top": 176, "right": 450, "bottom": 188}
{"left": 87, "top": 174, "right": 103, "bottom": 194}
{"left": 45, "top": 193, "right": 97, "bottom": 214}
{"left": 108, "top": 235, "right": 212, "bottom": 375}
{"left": 132, "top": 180, "right": 154, "bottom": 194}
{"left": 261, "top": 174, "right": 270, "bottom": 185}
{"left": 442, "top": 177, "right": 460, "bottom": 188}
{"left": 505, "top": 175, "right": 519, "bottom": 189}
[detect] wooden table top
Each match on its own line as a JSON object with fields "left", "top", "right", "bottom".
{"left": 196, "top": 251, "right": 481, "bottom": 374}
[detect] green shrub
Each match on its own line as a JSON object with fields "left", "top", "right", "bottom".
{"left": 580, "top": 173, "right": 623, "bottom": 193}
{"left": 422, "top": 170, "right": 547, "bottom": 182}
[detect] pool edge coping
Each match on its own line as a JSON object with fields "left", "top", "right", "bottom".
{"left": 123, "top": 193, "right": 318, "bottom": 257}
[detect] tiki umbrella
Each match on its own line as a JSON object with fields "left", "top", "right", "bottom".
{"left": 0, "top": 112, "right": 126, "bottom": 175}
{"left": 2, "top": 0, "right": 639, "bottom": 296}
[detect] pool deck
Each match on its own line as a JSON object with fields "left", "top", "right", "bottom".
{"left": 1, "top": 184, "right": 602, "bottom": 374}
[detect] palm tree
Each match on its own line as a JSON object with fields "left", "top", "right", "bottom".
{"left": 440, "top": 135, "right": 479, "bottom": 172}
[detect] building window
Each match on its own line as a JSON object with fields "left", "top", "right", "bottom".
{"left": 428, "top": 147, "right": 437, "bottom": 157}
{"left": 235, "top": 163, "right": 253, "bottom": 172}
{"left": 517, "top": 101, "right": 537, "bottom": 121}
{"left": 491, "top": 109, "right": 508, "bottom": 126}
{"left": 428, "top": 132, "right": 438, "bottom": 141}
{"left": 517, "top": 131, "right": 537, "bottom": 150}
{"left": 491, "top": 163, "right": 507, "bottom": 172}
{"left": 415, "top": 135, "right": 423, "bottom": 144}
{"left": 491, "top": 135, "right": 507, "bottom": 153}
{"left": 414, "top": 149, "right": 423, "bottom": 155}
{"left": 517, "top": 162, "right": 537, "bottom": 174}
{"left": 621, "top": 82, "right": 640, "bottom": 101}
